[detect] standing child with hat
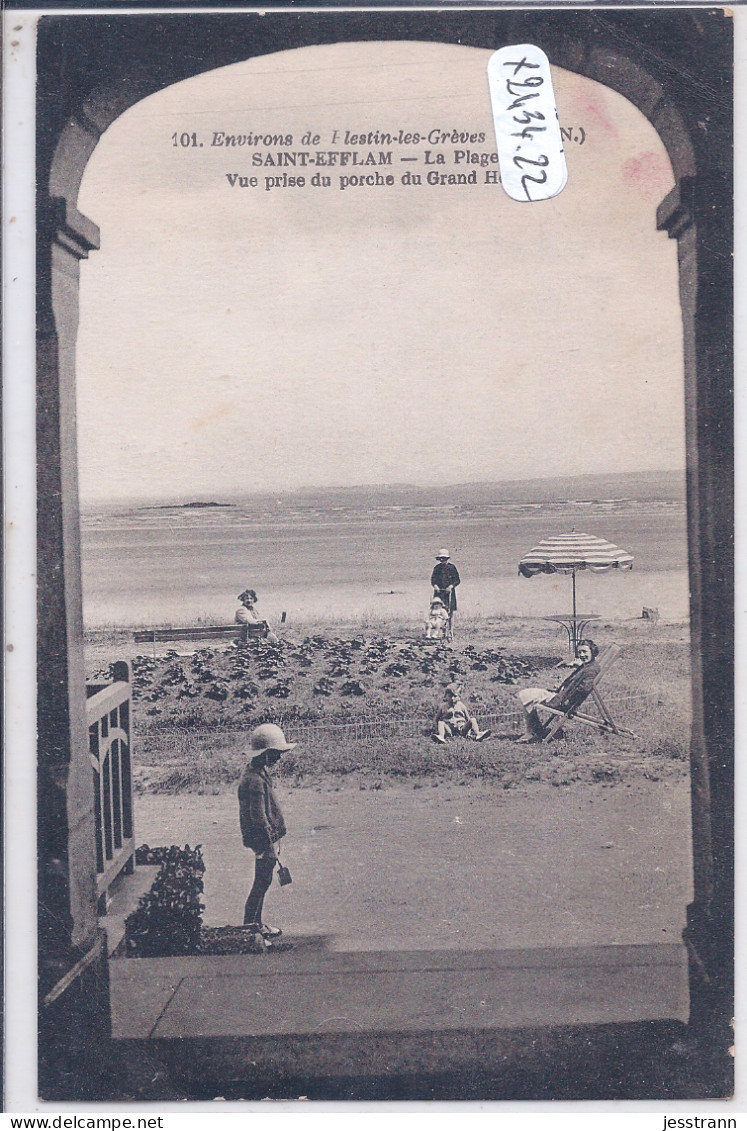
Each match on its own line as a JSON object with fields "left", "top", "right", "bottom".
{"left": 238, "top": 723, "right": 295, "bottom": 950}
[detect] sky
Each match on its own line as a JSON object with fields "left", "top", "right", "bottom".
{"left": 76, "top": 40, "right": 684, "bottom": 502}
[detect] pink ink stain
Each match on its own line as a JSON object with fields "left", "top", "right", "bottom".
{"left": 622, "top": 151, "right": 674, "bottom": 199}
{"left": 578, "top": 94, "right": 619, "bottom": 138}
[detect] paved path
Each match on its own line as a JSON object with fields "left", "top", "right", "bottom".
{"left": 111, "top": 943, "right": 689, "bottom": 1038}
{"left": 115, "top": 781, "right": 692, "bottom": 1095}
{"left": 134, "top": 779, "right": 693, "bottom": 951}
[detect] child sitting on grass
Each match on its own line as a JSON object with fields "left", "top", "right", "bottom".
{"left": 432, "top": 683, "right": 490, "bottom": 743}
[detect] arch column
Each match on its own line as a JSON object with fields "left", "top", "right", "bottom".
{"left": 33, "top": 9, "right": 733, "bottom": 1098}
{"left": 37, "top": 196, "right": 113, "bottom": 1097}
{"left": 658, "top": 173, "right": 733, "bottom": 1049}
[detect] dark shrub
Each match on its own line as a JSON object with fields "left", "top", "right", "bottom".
{"left": 125, "top": 844, "right": 205, "bottom": 957}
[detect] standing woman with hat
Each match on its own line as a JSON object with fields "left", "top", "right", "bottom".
{"left": 239, "top": 723, "right": 295, "bottom": 948}
{"left": 430, "top": 549, "right": 461, "bottom": 633}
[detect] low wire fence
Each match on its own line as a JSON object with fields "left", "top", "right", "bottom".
{"left": 284, "top": 709, "right": 524, "bottom": 744}
{"left": 140, "top": 690, "right": 657, "bottom": 746}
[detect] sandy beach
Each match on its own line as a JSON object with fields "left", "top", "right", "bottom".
{"left": 81, "top": 494, "right": 688, "bottom": 628}
{"left": 84, "top": 567, "right": 690, "bottom": 630}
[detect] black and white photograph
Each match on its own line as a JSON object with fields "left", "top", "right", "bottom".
{"left": 4, "top": 1, "right": 735, "bottom": 1110}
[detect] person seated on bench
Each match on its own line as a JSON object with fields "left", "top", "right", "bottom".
{"left": 516, "top": 639, "right": 601, "bottom": 743}
{"left": 433, "top": 683, "right": 490, "bottom": 744}
{"left": 235, "top": 589, "right": 279, "bottom": 643}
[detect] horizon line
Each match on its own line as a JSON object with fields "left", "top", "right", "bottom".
{"left": 79, "top": 467, "right": 686, "bottom": 509}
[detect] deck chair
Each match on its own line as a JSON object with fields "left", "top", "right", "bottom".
{"left": 538, "top": 644, "right": 639, "bottom": 741}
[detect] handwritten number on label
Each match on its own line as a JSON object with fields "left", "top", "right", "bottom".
{"left": 506, "top": 92, "right": 541, "bottom": 112}
{"left": 521, "top": 170, "right": 549, "bottom": 197}
{"left": 512, "top": 126, "right": 546, "bottom": 141}
{"left": 513, "top": 153, "right": 550, "bottom": 199}
{"left": 512, "top": 110, "right": 546, "bottom": 124}
{"left": 487, "top": 44, "right": 567, "bottom": 202}
{"left": 513, "top": 154, "right": 549, "bottom": 170}
{"left": 502, "top": 56, "right": 541, "bottom": 76}
{"left": 506, "top": 76, "right": 544, "bottom": 93}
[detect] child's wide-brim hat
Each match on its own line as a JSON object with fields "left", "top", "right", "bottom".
{"left": 436, "top": 548, "right": 450, "bottom": 559}
{"left": 250, "top": 723, "right": 296, "bottom": 754}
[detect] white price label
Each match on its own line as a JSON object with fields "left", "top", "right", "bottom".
{"left": 487, "top": 44, "right": 567, "bottom": 203}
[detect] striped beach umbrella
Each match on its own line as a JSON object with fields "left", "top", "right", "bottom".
{"left": 519, "top": 531, "right": 634, "bottom": 647}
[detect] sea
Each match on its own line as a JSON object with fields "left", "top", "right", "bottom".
{"left": 80, "top": 491, "right": 689, "bottom": 629}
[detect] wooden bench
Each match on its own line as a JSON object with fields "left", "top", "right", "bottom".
{"left": 133, "top": 622, "right": 269, "bottom": 647}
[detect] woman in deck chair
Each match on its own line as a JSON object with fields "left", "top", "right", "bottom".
{"left": 516, "top": 639, "right": 600, "bottom": 742}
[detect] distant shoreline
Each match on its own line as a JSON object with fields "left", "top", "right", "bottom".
{"left": 79, "top": 468, "right": 686, "bottom": 513}
{"left": 141, "top": 501, "right": 233, "bottom": 511}
{"left": 82, "top": 497, "right": 686, "bottom": 525}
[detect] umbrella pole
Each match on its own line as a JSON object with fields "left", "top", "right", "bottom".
{"left": 572, "top": 568, "right": 577, "bottom": 654}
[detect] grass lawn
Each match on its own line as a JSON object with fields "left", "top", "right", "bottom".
{"left": 86, "top": 614, "right": 691, "bottom": 794}
{"left": 95, "top": 615, "right": 693, "bottom": 957}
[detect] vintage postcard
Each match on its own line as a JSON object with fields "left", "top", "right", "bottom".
{"left": 3, "top": 1, "right": 736, "bottom": 1111}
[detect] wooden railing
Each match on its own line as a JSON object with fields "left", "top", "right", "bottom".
{"left": 86, "top": 660, "right": 135, "bottom": 911}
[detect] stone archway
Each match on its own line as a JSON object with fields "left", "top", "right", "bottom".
{"left": 36, "top": 9, "right": 733, "bottom": 1099}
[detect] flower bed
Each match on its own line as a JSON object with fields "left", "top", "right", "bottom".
{"left": 122, "top": 845, "right": 293, "bottom": 957}
{"left": 124, "top": 844, "right": 205, "bottom": 957}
